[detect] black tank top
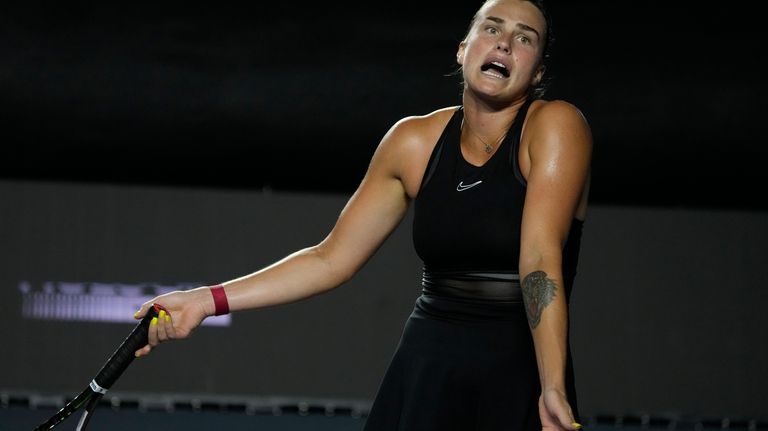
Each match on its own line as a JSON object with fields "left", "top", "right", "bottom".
{"left": 413, "top": 101, "right": 583, "bottom": 301}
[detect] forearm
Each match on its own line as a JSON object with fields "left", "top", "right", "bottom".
{"left": 201, "top": 243, "right": 351, "bottom": 316}
{"left": 520, "top": 256, "right": 569, "bottom": 392}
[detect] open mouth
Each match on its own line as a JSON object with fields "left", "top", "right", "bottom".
{"left": 480, "top": 62, "right": 510, "bottom": 78}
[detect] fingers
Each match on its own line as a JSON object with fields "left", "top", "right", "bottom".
{"left": 163, "top": 309, "right": 177, "bottom": 339}
{"left": 148, "top": 310, "right": 172, "bottom": 343}
{"left": 560, "top": 413, "right": 581, "bottom": 430}
{"left": 155, "top": 308, "right": 177, "bottom": 339}
{"left": 553, "top": 407, "right": 579, "bottom": 430}
{"left": 139, "top": 306, "right": 177, "bottom": 357}
{"left": 134, "top": 344, "right": 152, "bottom": 358}
{"left": 155, "top": 310, "right": 168, "bottom": 341}
{"left": 133, "top": 301, "right": 153, "bottom": 320}
{"left": 558, "top": 403, "right": 580, "bottom": 430}
{"left": 540, "top": 391, "right": 582, "bottom": 431}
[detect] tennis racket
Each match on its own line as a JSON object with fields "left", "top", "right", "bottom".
{"left": 33, "top": 303, "right": 164, "bottom": 430}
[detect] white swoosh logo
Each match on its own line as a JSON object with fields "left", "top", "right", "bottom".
{"left": 456, "top": 180, "right": 483, "bottom": 191}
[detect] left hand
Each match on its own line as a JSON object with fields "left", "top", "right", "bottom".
{"left": 539, "top": 388, "right": 582, "bottom": 430}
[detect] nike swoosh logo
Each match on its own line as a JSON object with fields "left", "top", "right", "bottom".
{"left": 456, "top": 180, "right": 483, "bottom": 191}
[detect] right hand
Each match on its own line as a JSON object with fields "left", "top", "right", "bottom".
{"left": 133, "top": 287, "right": 212, "bottom": 357}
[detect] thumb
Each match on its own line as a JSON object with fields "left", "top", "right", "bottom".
{"left": 133, "top": 301, "right": 154, "bottom": 320}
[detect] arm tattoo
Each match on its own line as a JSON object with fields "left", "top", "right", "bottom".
{"left": 521, "top": 270, "right": 557, "bottom": 329}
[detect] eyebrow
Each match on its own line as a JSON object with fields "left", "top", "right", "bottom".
{"left": 485, "top": 16, "right": 541, "bottom": 39}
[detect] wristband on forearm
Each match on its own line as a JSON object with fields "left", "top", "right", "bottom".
{"left": 210, "top": 284, "right": 230, "bottom": 316}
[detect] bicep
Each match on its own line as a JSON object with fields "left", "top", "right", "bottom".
{"left": 520, "top": 102, "right": 592, "bottom": 265}
{"left": 317, "top": 129, "right": 411, "bottom": 277}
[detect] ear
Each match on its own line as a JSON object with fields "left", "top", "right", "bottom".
{"left": 456, "top": 41, "right": 467, "bottom": 65}
{"left": 532, "top": 65, "right": 546, "bottom": 86}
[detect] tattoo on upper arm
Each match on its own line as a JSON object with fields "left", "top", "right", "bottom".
{"left": 521, "top": 270, "right": 557, "bottom": 329}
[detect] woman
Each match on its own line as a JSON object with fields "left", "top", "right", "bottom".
{"left": 135, "top": 0, "right": 592, "bottom": 429}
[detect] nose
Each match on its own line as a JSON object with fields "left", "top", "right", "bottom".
{"left": 496, "top": 39, "right": 511, "bottom": 54}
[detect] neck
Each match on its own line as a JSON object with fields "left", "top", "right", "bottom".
{"left": 461, "top": 90, "right": 528, "bottom": 125}
{"left": 460, "top": 94, "right": 526, "bottom": 155}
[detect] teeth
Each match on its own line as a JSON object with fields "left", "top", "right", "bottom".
{"left": 491, "top": 61, "right": 506, "bottom": 69}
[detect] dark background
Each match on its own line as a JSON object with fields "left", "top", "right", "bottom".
{"left": 2, "top": 1, "right": 768, "bottom": 424}
{"left": 2, "top": 1, "right": 765, "bottom": 210}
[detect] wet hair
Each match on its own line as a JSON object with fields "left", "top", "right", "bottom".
{"left": 460, "top": 0, "right": 555, "bottom": 99}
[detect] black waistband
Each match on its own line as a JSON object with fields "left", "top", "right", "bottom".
{"left": 421, "top": 269, "right": 523, "bottom": 303}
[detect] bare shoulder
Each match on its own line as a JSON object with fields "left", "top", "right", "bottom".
{"left": 375, "top": 106, "right": 459, "bottom": 198}
{"left": 528, "top": 99, "right": 590, "bottom": 130}
{"left": 523, "top": 99, "right": 592, "bottom": 155}
{"left": 383, "top": 106, "right": 458, "bottom": 149}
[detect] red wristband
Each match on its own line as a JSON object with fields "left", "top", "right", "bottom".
{"left": 210, "top": 284, "right": 229, "bottom": 316}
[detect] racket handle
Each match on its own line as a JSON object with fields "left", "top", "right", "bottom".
{"left": 92, "top": 304, "right": 162, "bottom": 390}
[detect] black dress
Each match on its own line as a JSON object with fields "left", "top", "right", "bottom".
{"left": 363, "top": 100, "right": 582, "bottom": 431}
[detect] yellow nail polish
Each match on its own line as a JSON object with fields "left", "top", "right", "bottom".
{"left": 158, "top": 310, "right": 166, "bottom": 319}
{"left": 572, "top": 422, "right": 583, "bottom": 429}
{"left": 151, "top": 317, "right": 158, "bottom": 326}
{"left": 135, "top": 352, "right": 141, "bottom": 358}
{"left": 134, "top": 311, "right": 140, "bottom": 319}
{"left": 165, "top": 315, "right": 171, "bottom": 322}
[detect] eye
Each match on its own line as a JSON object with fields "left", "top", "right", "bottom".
{"left": 485, "top": 25, "right": 499, "bottom": 35}
{"left": 517, "top": 34, "right": 531, "bottom": 44}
